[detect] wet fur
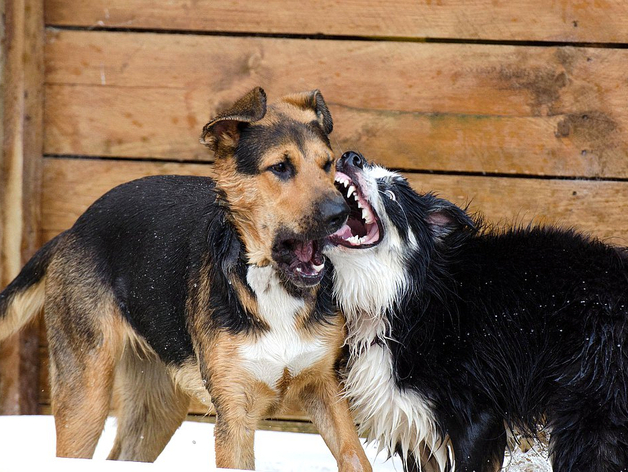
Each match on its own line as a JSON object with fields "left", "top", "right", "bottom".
{"left": 0, "top": 89, "right": 370, "bottom": 472}
{"left": 326, "top": 158, "right": 628, "bottom": 472}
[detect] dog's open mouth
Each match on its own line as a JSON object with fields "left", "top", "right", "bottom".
{"left": 273, "top": 238, "right": 326, "bottom": 287}
{"left": 329, "top": 172, "right": 382, "bottom": 248}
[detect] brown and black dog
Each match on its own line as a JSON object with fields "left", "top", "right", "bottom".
{"left": 0, "top": 88, "right": 371, "bottom": 471}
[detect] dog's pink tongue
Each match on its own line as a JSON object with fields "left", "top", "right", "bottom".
{"left": 295, "top": 240, "right": 314, "bottom": 263}
{"left": 332, "top": 224, "right": 353, "bottom": 240}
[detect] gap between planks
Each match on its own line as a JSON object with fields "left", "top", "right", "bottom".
{"left": 43, "top": 25, "right": 628, "bottom": 50}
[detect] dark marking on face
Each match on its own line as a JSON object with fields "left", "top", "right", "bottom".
{"left": 377, "top": 178, "right": 413, "bottom": 242}
{"left": 235, "top": 117, "right": 332, "bottom": 175}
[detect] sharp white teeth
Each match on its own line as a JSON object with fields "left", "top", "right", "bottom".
{"left": 356, "top": 200, "right": 363, "bottom": 209}
{"left": 296, "top": 267, "right": 302, "bottom": 273}
{"left": 347, "top": 185, "right": 356, "bottom": 198}
{"left": 335, "top": 175, "right": 349, "bottom": 187}
{"left": 312, "top": 262, "right": 325, "bottom": 273}
{"left": 362, "top": 207, "right": 374, "bottom": 224}
{"left": 347, "top": 235, "right": 360, "bottom": 245}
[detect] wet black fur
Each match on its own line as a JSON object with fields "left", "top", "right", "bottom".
{"left": 65, "top": 175, "right": 230, "bottom": 364}
{"left": 377, "top": 175, "right": 628, "bottom": 471}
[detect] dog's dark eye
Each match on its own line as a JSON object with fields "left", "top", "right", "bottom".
{"left": 270, "top": 162, "right": 287, "bottom": 173}
{"left": 268, "top": 160, "right": 294, "bottom": 179}
{"left": 323, "top": 158, "right": 333, "bottom": 173}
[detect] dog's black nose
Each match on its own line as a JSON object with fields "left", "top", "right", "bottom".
{"left": 339, "top": 151, "right": 365, "bottom": 170}
{"left": 320, "top": 195, "right": 350, "bottom": 233}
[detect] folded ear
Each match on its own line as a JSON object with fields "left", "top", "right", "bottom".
{"left": 282, "top": 89, "right": 333, "bottom": 134}
{"left": 200, "top": 87, "right": 267, "bottom": 154}
{"left": 426, "top": 196, "right": 475, "bottom": 239}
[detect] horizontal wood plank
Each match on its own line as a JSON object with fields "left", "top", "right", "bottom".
{"left": 44, "top": 31, "right": 628, "bottom": 178}
{"left": 44, "top": 0, "right": 628, "bottom": 43}
{"left": 42, "top": 158, "right": 628, "bottom": 246}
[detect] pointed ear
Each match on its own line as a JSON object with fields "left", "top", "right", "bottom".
{"left": 282, "top": 89, "right": 333, "bottom": 134}
{"left": 200, "top": 87, "right": 267, "bottom": 154}
{"left": 426, "top": 196, "right": 475, "bottom": 239}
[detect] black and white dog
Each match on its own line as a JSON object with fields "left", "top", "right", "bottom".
{"left": 324, "top": 151, "right": 628, "bottom": 472}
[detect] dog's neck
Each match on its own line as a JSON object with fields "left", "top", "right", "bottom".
{"left": 213, "top": 176, "right": 270, "bottom": 267}
{"left": 331, "top": 246, "right": 409, "bottom": 355}
{"left": 208, "top": 197, "right": 319, "bottom": 324}
{"left": 246, "top": 265, "right": 307, "bottom": 326}
{"left": 334, "top": 246, "right": 453, "bottom": 472}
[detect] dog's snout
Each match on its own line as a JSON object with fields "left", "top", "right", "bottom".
{"left": 320, "top": 196, "right": 350, "bottom": 233}
{"left": 338, "top": 151, "right": 365, "bottom": 171}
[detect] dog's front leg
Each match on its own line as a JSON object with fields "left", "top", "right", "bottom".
{"left": 213, "top": 404, "right": 255, "bottom": 470}
{"left": 300, "top": 378, "right": 372, "bottom": 472}
{"left": 211, "top": 379, "right": 277, "bottom": 470}
{"left": 199, "top": 332, "right": 277, "bottom": 470}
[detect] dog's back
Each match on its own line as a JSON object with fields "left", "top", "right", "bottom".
{"left": 0, "top": 175, "right": 217, "bottom": 360}
{"left": 63, "top": 175, "right": 219, "bottom": 364}
{"left": 403, "top": 225, "right": 628, "bottom": 412}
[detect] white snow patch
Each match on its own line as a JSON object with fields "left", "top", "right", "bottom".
{"left": 0, "top": 415, "right": 552, "bottom": 471}
{"left": 504, "top": 438, "right": 552, "bottom": 472}
{"left": 0, "top": 415, "right": 401, "bottom": 471}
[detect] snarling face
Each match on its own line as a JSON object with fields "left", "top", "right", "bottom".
{"left": 322, "top": 151, "right": 412, "bottom": 314}
{"left": 329, "top": 150, "right": 427, "bottom": 254}
{"left": 324, "top": 151, "right": 473, "bottom": 314}
{"left": 201, "top": 88, "right": 348, "bottom": 288}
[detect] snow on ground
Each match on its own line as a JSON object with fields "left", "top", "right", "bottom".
{"left": 0, "top": 415, "right": 551, "bottom": 471}
{"left": 505, "top": 440, "right": 552, "bottom": 472}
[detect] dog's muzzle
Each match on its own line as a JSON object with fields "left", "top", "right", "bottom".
{"left": 328, "top": 151, "right": 382, "bottom": 249}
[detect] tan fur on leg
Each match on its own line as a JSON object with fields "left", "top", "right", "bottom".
{"left": 49, "top": 308, "right": 123, "bottom": 458}
{"left": 300, "top": 376, "right": 372, "bottom": 472}
{"left": 198, "top": 331, "right": 279, "bottom": 470}
{"left": 46, "top": 255, "right": 125, "bottom": 458}
{"left": 108, "top": 342, "right": 191, "bottom": 462}
{"left": 213, "top": 382, "right": 277, "bottom": 470}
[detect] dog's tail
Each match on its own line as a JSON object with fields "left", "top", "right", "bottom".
{"left": 0, "top": 234, "right": 62, "bottom": 341}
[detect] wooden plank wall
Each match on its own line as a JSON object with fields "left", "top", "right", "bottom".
{"left": 0, "top": 0, "right": 45, "bottom": 415}
{"left": 33, "top": 1, "right": 628, "bottom": 416}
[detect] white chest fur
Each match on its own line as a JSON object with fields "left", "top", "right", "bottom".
{"left": 346, "top": 342, "right": 452, "bottom": 471}
{"left": 239, "top": 266, "right": 327, "bottom": 388}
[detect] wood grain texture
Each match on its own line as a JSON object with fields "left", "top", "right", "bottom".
{"left": 0, "top": 0, "right": 44, "bottom": 415}
{"left": 44, "top": 31, "right": 628, "bottom": 178}
{"left": 41, "top": 158, "right": 628, "bottom": 246}
{"left": 44, "top": 0, "right": 628, "bottom": 43}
